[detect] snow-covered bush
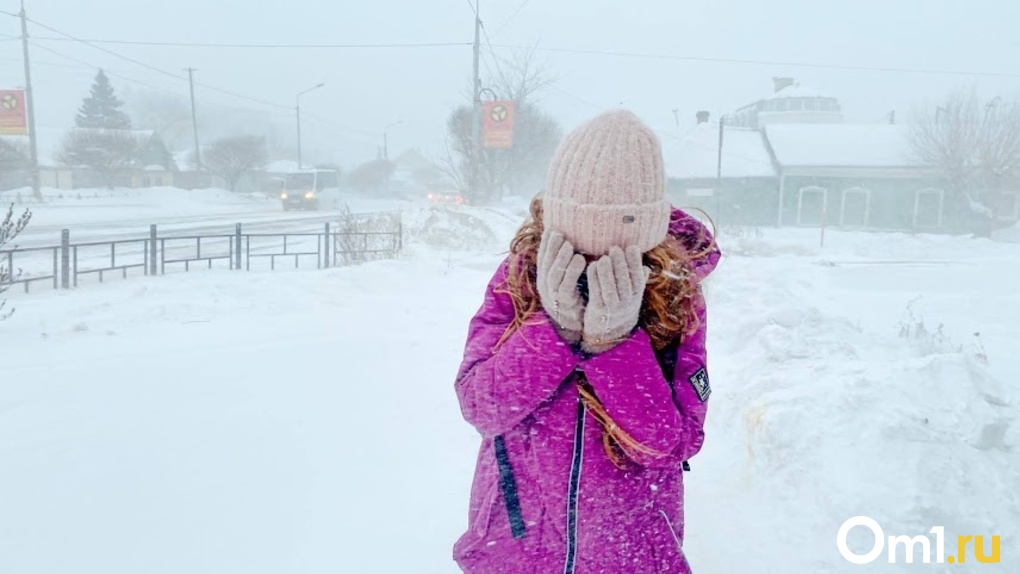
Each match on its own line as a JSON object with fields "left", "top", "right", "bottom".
{"left": 332, "top": 204, "right": 402, "bottom": 267}
{"left": 0, "top": 204, "right": 31, "bottom": 320}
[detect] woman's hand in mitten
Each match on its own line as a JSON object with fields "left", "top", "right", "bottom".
{"left": 536, "top": 231, "right": 587, "bottom": 343}
{"left": 582, "top": 245, "right": 651, "bottom": 354}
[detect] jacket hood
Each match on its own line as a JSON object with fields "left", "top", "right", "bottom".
{"left": 667, "top": 206, "right": 721, "bottom": 282}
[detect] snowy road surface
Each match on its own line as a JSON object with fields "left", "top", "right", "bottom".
{"left": 0, "top": 213, "right": 1017, "bottom": 573}
{"left": 9, "top": 189, "right": 414, "bottom": 247}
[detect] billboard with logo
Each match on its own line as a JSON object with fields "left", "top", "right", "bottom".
{"left": 0, "top": 90, "right": 27, "bottom": 135}
{"left": 482, "top": 101, "right": 515, "bottom": 149}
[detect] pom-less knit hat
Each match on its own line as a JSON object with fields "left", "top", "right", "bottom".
{"left": 542, "top": 110, "right": 670, "bottom": 256}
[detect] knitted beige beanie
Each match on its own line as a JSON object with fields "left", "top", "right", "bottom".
{"left": 542, "top": 110, "right": 670, "bottom": 256}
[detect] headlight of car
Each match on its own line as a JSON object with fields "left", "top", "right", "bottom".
{"left": 281, "top": 193, "right": 288, "bottom": 199}
{"left": 304, "top": 192, "right": 315, "bottom": 199}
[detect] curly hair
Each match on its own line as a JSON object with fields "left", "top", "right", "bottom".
{"left": 495, "top": 196, "right": 715, "bottom": 468}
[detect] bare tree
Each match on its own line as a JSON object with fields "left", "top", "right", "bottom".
{"left": 58, "top": 129, "right": 142, "bottom": 189}
{"left": 911, "top": 91, "right": 1020, "bottom": 222}
{"left": 442, "top": 48, "right": 563, "bottom": 204}
{"left": 1, "top": 203, "right": 31, "bottom": 321}
{"left": 975, "top": 97, "right": 1020, "bottom": 204}
{"left": 205, "top": 135, "right": 268, "bottom": 192}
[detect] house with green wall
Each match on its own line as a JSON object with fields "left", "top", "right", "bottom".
{"left": 667, "top": 79, "right": 1003, "bottom": 233}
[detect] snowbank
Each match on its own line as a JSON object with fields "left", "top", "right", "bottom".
{"left": 689, "top": 247, "right": 1017, "bottom": 573}
{"left": 400, "top": 203, "right": 524, "bottom": 253}
{"left": 994, "top": 221, "right": 1020, "bottom": 243}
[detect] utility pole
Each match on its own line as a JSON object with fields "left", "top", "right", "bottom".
{"left": 716, "top": 115, "right": 725, "bottom": 222}
{"left": 296, "top": 83, "right": 324, "bottom": 170}
{"left": 383, "top": 121, "right": 404, "bottom": 162}
{"left": 469, "top": 0, "right": 482, "bottom": 203}
{"left": 185, "top": 68, "right": 202, "bottom": 171}
{"left": 296, "top": 101, "right": 303, "bottom": 169}
{"left": 19, "top": 1, "right": 40, "bottom": 200}
{"left": 673, "top": 108, "right": 680, "bottom": 130}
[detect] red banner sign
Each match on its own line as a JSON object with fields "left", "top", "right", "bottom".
{"left": 483, "top": 101, "right": 515, "bottom": 149}
{"left": 0, "top": 90, "right": 27, "bottom": 135}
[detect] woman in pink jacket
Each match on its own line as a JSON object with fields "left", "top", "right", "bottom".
{"left": 453, "top": 110, "right": 721, "bottom": 573}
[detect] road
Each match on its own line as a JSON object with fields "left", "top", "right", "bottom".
{"left": 16, "top": 210, "right": 351, "bottom": 248}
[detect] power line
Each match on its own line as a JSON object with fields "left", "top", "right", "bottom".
{"left": 29, "top": 36, "right": 472, "bottom": 50}
{"left": 27, "top": 17, "right": 185, "bottom": 81}
{"left": 0, "top": 56, "right": 84, "bottom": 70}
{"left": 27, "top": 41, "right": 297, "bottom": 120}
{"left": 28, "top": 41, "right": 189, "bottom": 100}
{"left": 24, "top": 25, "right": 1011, "bottom": 80}
{"left": 480, "top": 22, "right": 506, "bottom": 82}
{"left": 193, "top": 80, "right": 289, "bottom": 110}
{"left": 491, "top": 44, "right": 1020, "bottom": 79}
{"left": 29, "top": 42, "right": 373, "bottom": 150}
{"left": 25, "top": 17, "right": 291, "bottom": 111}
{"left": 493, "top": 0, "right": 533, "bottom": 38}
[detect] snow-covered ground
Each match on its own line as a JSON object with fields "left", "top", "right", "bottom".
{"left": 1, "top": 205, "right": 1016, "bottom": 573}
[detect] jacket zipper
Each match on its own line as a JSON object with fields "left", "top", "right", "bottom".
{"left": 563, "top": 394, "right": 586, "bottom": 574}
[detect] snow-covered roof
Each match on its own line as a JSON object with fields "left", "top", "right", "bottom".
{"left": 765, "top": 124, "right": 922, "bottom": 168}
{"left": 666, "top": 123, "right": 776, "bottom": 179}
{"left": 767, "top": 84, "right": 831, "bottom": 100}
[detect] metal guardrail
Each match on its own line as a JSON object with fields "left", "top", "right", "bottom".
{"left": 1, "top": 216, "right": 403, "bottom": 294}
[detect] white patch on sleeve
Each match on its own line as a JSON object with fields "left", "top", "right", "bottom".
{"left": 689, "top": 367, "right": 711, "bottom": 402}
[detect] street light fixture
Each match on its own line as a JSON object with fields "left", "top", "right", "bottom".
{"left": 296, "top": 82, "right": 325, "bottom": 169}
{"left": 383, "top": 120, "right": 405, "bottom": 161}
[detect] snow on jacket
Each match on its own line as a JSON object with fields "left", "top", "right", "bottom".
{"left": 453, "top": 207, "right": 721, "bottom": 574}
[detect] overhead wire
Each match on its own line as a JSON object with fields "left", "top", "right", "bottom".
{"left": 8, "top": 12, "right": 1015, "bottom": 80}
{"left": 480, "top": 22, "right": 506, "bottom": 83}
{"left": 492, "top": 0, "right": 532, "bottom": 38}
{"left": 28, "top": 41, "right": 191, "bottom": 100}
{"left": 25, "top": 17, "right": 291, "bottom": 111}
{"left": 28, "top": 36, "right": 472, "bottom": 50}
{"left": 26, "top": 41, "right": 344, "bottom": 131}
{"left": 490, "top": 44, "right": 1020, "bottom": 79}
{"left": 27, "top": 17, "right": 185, "bottom": 81}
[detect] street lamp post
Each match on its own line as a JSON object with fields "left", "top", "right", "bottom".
{"left": 296, "top": 83, "right": 325, "bottom": 169}
{"left": 383, "top": 121, "right": 404, "bottom": 161}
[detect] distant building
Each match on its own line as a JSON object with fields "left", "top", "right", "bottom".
{"left": 1, "top": 128, "right": 177, "bottom": 190}
{"left": 668, "top": 78, "right": 990, "bottom": 233}
{"left": 729, "top": 77, "right": 844, "bottom": 130}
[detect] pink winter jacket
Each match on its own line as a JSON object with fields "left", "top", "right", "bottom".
{"left": 453, "top": 207, "right": 721, "bottom": 574}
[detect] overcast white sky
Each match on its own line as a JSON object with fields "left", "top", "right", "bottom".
{"left": 2, "top": 0, "right": 1019, "bottom": 169}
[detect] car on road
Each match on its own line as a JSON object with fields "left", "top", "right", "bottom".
{"left": 280, "top": 169, "right": 341, "bottom": 211}
{"left": 426, "top": 190, "right": 465, "bottom": 205}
